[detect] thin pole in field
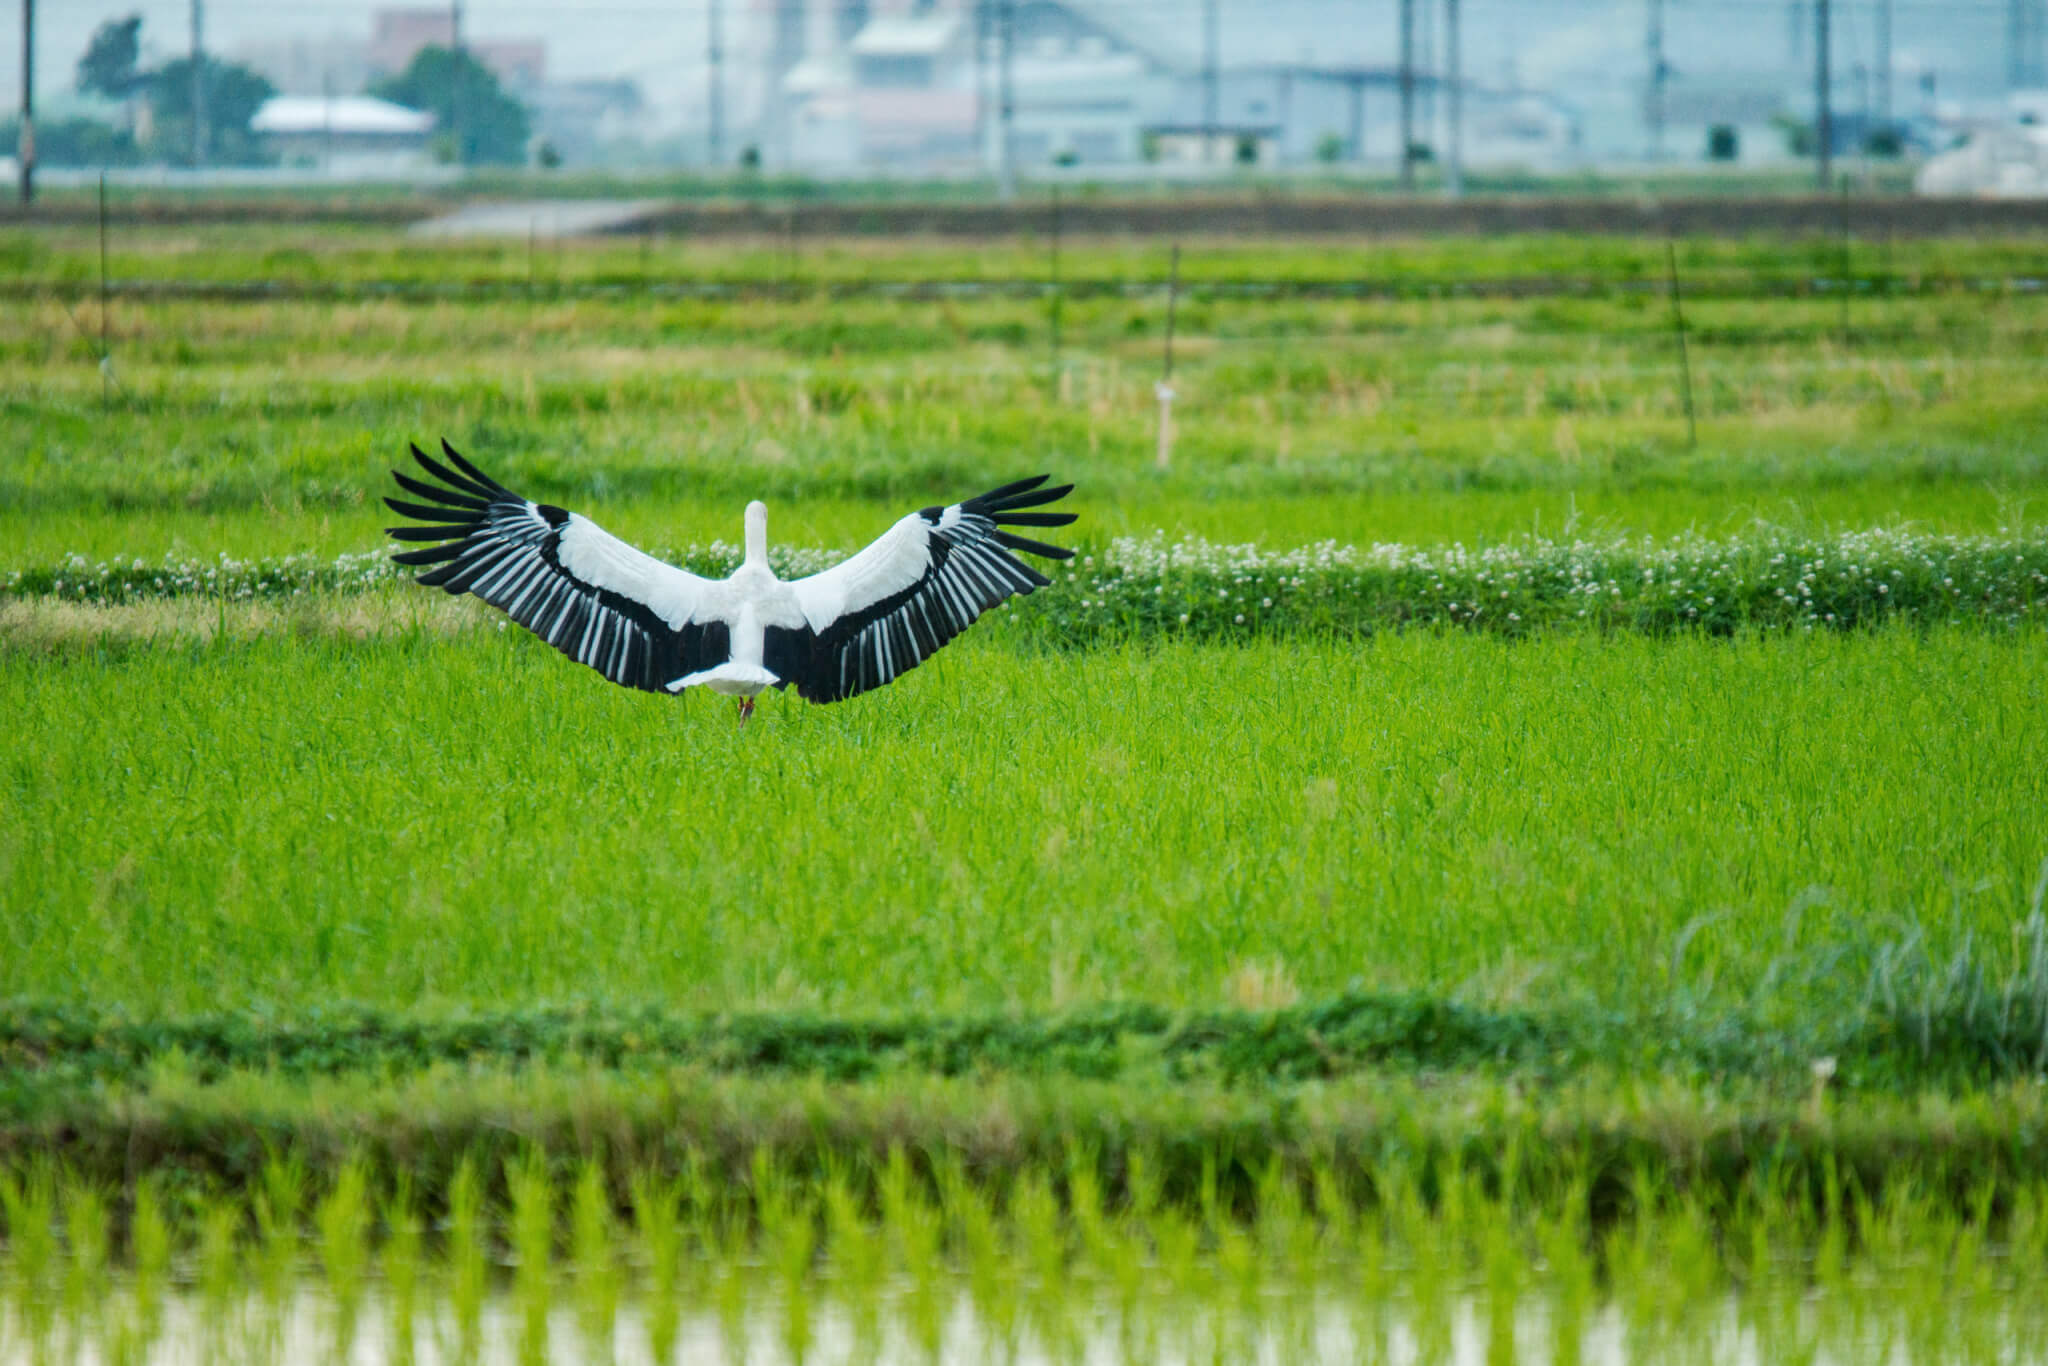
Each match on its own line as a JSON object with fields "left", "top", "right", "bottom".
{"left": 99, "top": 172, "right": 110, "bottom": 408}
{"left": 1049, "top": 185, "right": 1062, "bottom": 381}
{"left": 1837, "top": 172, "right": 1852, "bottom": 343}
{"left": 1665, "top": 236, "right": 1697, "bottom": 450}
{"left": 1156, "top": 243, "right": 1180, "bottom": 470}
{"left": 786, "top": 208, "right": 798, "bottom": 289}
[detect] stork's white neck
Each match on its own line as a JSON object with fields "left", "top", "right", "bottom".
{"left": 743, "top": 501, "right": 769, "bottom": 569}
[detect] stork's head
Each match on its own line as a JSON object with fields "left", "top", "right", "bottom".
{"left": 743, "top": 500, "right": 769, "bottom": 567}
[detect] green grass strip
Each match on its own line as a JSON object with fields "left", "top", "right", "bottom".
{"left": 7, "top": 954, "right": 2047, "bottom": 1116}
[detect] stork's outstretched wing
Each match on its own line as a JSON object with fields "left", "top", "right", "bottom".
{"left": 383, "top": 441, "right": 727, "bottom": 693}
{"left": 765, "top": 475, "right": 1077, "bottom": 703}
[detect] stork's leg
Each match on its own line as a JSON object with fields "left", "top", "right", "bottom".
{"left": 737, "top": 695, "right": 755, "bottom": 725}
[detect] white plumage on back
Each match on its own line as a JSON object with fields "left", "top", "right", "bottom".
{"left": 384, "top": 441, "right": 1077, "bottom": 719}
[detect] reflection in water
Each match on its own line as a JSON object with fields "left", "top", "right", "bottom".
{"left": 2, "top": 1270, "right": 2040, "bottom": 1365}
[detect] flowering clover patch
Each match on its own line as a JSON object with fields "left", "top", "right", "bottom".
{"left": 6, "top": 528, "right": 2044, "bottom": 640}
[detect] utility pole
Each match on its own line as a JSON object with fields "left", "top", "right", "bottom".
{"left": 1398, "top": 0, "right": 1415, "bottom": 189}
{"left": 998, "top": 0, "right": 1015, "bottom": 199}
{"left": 1445, "top": 0, "right": 1462, "bottom": 196}
{"left": 17, "top": 0, "right": 32, "bottom": 204}
{"left": 1417, "top": 0, "right": 1433, "bottom": 151}
{"left": 1876, "top": 0, "right": 1892, "bottom": 129}
{"left": 450, "top": 1, "right": 463, "bottom": 163}
{"left": 975, "top": 0, "right": 989, "bottom": 174}
{"left": 709, "top": 0, "right": 725, "bottom": 164}
{"left": 191, "top": 0, "right": 207, "bottom": 167}
{"left": 1646, "top": 0, "right": 1666, "bottom": 160}
{"left": 1203, "top": 0, "right": 1219, "bottom": 163}
{"left": 1815, "top": 0, "right": 1831, "bottom": 189}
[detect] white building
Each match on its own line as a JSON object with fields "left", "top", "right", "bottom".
{"left": 250, "top": 95, "right": 437, "bottom": 174}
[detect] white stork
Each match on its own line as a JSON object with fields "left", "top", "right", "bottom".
{"left": 384, "top": 441, "right": 1077, "bottom": 720}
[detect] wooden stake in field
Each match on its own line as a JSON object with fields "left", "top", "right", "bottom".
{"left": 1665, "top": 236, "right": 1697, "bottom": 450}
{"left": 1156, "top": 243, "right": 1180, "bottom": 470}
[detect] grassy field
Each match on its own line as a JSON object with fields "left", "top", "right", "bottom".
{"left": 5, "top": 219, "right": 2048, "bottom": 1356}
{"left": 5, "top": 626, "right": 2045, "bottom": 1020}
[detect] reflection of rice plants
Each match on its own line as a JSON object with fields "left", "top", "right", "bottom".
{"left": 4, "top": 1153, "right": 2048, "bottom": 1364}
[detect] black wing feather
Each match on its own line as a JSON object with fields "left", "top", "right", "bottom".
{"left": 765, "top": 475, "right": 1076, "bottom": 704}
{"left": 383, "top": 442, "right": 724, "bottom": 695}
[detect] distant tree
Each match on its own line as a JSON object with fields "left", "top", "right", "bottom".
{"left": 371, "top": 46, "right": 529, "bottom": 165}
{"left": 77, "top": 15, "right": 144, "bottom": 100}
{"left": 1314, "top": 131, "right": 1345, "bottom": 164}
{"left": 1234, "top": 134, "right": 1260, "bottom": 165}
{"left": 1706, "top": 124, "right": 1739, "bottom": 161}
{"left": 1772, "top": 112, "right": 1817, "bottom": 157}
{"left": 1864, "top": 126, "right": 1903, "bottom": 158}
{"left": 3, "top": 114, "right": 141, "bottom": 166}
{"left": 144, "top": 55, "right": 276, "bottom": 164}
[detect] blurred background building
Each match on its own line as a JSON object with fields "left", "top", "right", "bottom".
{"left": 6, "top": 0, "right": 2048, "bottom": 188}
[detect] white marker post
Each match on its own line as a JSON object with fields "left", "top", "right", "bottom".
{"left": 1154, "top": 379, "right": 1175, "bottom": 470}
{"left": 1156, "top": 243, "right": 1180, "bottom": 470}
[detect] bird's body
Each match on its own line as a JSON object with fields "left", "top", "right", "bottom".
{"left": 384, "top": 442, "right": 1076, "bottom": 719}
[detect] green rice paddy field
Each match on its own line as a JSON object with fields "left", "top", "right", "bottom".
{"left": 5, "top": 218, "right": 2048, "bottom": 1361}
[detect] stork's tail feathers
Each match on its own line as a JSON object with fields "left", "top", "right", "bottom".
{"left": 965, "top": 475, "right": 1078, "bottom": 561}
{"left": 667, "top": 662, "right": 782, "bottom": 694}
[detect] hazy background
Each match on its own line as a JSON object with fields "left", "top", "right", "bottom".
{"left": 1, "top": 0, "right": 2031, "bottom": 175}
